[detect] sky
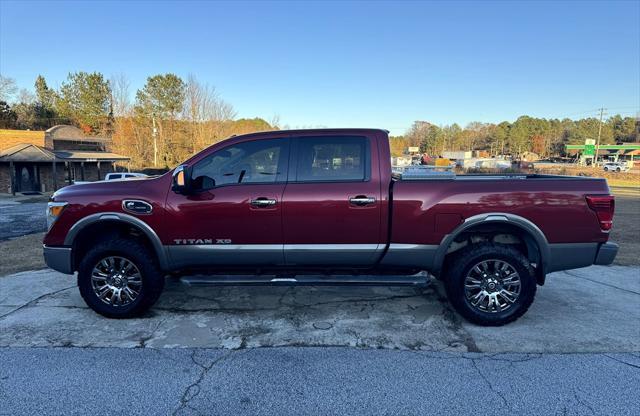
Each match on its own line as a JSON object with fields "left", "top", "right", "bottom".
{"left": 0, "top": 0, "right": 638, "bottom": 135}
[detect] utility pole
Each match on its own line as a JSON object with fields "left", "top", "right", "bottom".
{"left": 152, "top": 113, "right": 158, "bottom": 167}
{"left": 594, "top": 107, "right": 606, "bottom": 165}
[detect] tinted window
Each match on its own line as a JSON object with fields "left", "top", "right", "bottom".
{"left": 192, "top": 139, "right": 287, "bottom": 190}
{"left": 109, "top": 174, "right": 122, "bottom": 179}
{"left": 296, "top": 136, "right": 368, "bottom": 182}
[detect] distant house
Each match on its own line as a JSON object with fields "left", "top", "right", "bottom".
{"left": 0, "top": 125, "right": 129, "bottom": 194}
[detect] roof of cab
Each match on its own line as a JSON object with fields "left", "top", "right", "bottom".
{"left": 228, "top": 128, "right": 389, "bottom": 140}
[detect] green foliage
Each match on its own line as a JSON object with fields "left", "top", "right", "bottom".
{"left": 135, "top": 74, "right": 186, "bottom": 119}
{"left": 58, "top": 72, "right": 112, "bottom": 132}
{"left": 402, "top": 115, "right": 638, "bottom": 158}
{"left": 0, "top": 101, "right": 17, "bottom": 128}
{"left": 34, "top": 75, "right": 55, "bottom": 110}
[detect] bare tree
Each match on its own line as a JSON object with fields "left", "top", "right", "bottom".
{"left": 110, "top": 73, "right": 131, "bottom": 117}
{"left": 269, "top": 114, "right": 281, "bottom": 130}
{"left": 17, "top": 89, "right": 35, "bottom": 105}
{"left": 0, "top": 75, "right": 18, "bottom": 102}
{"left": 183, "top": 74, "right": 237, "bottom": 154}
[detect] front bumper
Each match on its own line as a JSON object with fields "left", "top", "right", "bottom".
{"left": 43, "top": 245, "right": 73, "bottom": 274}
{"left": 594, "top": 242, "right": 619, "bottom": 266}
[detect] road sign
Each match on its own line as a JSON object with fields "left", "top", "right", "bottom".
{"left": 408, "top": 147, "right": 419, "bottom": 153}
{"left": 584, "top": 145, "right": 595, "bottom": 156}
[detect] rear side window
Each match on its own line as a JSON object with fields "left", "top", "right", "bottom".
{"left": 109, "top": 174, "right": 122, "bottom": 179}
{"left": 295, "top": 136, "right": 369, "bottom": 182}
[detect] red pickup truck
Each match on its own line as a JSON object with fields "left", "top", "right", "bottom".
{"left": 43, "top": 129, "right": 617, "bottom": 325}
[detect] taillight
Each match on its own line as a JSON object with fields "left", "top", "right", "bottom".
{"left": 586, "top": 195, "right": 615, "bottom": 231}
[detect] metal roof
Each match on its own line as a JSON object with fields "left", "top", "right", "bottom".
{"left": 0, "top": 144, "right": 129, "bottom": 162}
{"left": 0, "top": 144, "right": 56, "bottom": 162}
{"left": 53, "top": 151, "right": 130, "bottom": 161}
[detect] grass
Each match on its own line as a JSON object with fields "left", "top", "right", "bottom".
{"left": 608, "top": 179, "right": 640, "bottom": 188}
{"left": 0, "top": 232, "right": 47, "bottom": 277}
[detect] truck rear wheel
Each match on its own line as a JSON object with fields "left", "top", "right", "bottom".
{"left": 77, "top": 238, "right": 165, "bottom": 318}
{"left": 443, "top": 243, "right": 536, "bottom": 326}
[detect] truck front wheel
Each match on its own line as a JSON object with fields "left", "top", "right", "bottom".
{"left": 77, "top": 238, "right": 165, "bottom": 318}
{"left": 443, "top": 243, "right": 536, "bottom": 326}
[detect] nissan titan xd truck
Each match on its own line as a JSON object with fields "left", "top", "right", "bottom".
{"left": 43, "top": 129, "right": 618, "bottom": 326}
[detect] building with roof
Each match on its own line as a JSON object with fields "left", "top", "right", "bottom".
{"left": 0, "top": 125, "right": 129, "bottom": 194}
{"left": 566, "top": 143, "right": 640, "bottom": 166}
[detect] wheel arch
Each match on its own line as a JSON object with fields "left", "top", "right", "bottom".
{"left": 432, "top": 213, "right": 550, "bottom": 284}
{"left": 65, "top": 212, "right": 169, "bottom": 271}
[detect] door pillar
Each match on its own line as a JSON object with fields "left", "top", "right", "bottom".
{"left": 52, "top": 160, "right": 57, "bottom": 190}
{"left": 9, "top": 161, "right": 15, "bottom": 195}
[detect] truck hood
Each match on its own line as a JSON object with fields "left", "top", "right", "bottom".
{"left": 52, "top": 174, "right": 171, "bottom": 202}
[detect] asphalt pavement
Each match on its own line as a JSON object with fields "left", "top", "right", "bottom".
{"left": 1, "top": 347, "right": 639, "bottom": 415}
{"left": 0, "top": 200, "right": 46, "bottom": 240}
{"left": 0, "top": 265, "right": 639, "bottom": 415}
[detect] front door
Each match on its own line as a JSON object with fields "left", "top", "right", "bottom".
{"left": 15, "top": 164, "right": 39, "bottom": 192}
{"left": 282, "top": 135, "right": 383, "bottom": 266}
{"left": 165, "top": 138, "right": 290, "bottom": 269}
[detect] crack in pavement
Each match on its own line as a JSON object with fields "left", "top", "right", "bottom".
{"left": 172, "top": 349, "right": 244, "bottom": 416}
{"left": 562, "top": 270, "right": 640, "bottom": 296}
{"left": 573, "top": 388, "right": 596, "bottom": 415}
{"left": 603, "top": 353, "right": 640, "bottom": 369}
{"left": 154, "top": 293, "right": 428, "bottom": 314}
{"left": 432, "top": 284, "right": 480, "bottom": 353}
{"left": 0, "top": 285, "right": 76, "bottom": 320}
{"left": 138, "top": 317, "right": 169, "bottom": 348}
{"left": 471, "top": 358, "right": 509, "bottom": 409}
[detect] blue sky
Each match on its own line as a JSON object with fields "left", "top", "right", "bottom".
{"left": 1, "top": 0, "right": 638, "bottom": 135}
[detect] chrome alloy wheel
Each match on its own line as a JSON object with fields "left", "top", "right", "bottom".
{"left": 464, "top": 259, "right": 521, "bottom": 313}
{"left": 91, "top": 256, "right": 142, "bottom": 307}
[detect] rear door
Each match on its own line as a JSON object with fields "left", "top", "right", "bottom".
{"left": 281, "top": 134, "right": 383, "bottom": 266}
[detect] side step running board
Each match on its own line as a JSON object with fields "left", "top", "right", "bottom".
{"left": 180, "top": 274, "right": 430, "bottom": 287}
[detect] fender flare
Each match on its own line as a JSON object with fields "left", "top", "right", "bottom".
{"left": 432, "top": 213, "right": 550, "bottom": 277}
{"left": 64, "top": 212, "right": 169, "bottom": 270}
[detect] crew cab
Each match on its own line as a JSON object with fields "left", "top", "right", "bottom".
{"left": 43, "top": 129, "right": 618, "bottom": 325}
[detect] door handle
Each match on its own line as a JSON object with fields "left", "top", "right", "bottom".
{"left": 349, "top": 195, "right": 376, "bottom": 206}
{"left": 250, "top": 197, "right": 277, "bottom": 207}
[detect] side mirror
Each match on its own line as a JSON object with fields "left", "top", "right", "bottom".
{"left": 172, "top": 165, "right": 193, "bottom": 194}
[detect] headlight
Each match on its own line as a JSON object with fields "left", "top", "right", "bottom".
{"left": 46, "top": 202, "right": 68, "bottom": 231}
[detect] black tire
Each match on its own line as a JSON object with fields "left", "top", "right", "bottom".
{"left": 616, "top": 168, "right": 621, "bottom": 172}
{"left": 604, "top": 167, "right": 609, "bottom": 172}
{"left": 78, "top": 238, "right": 165, "bottom": 318}
{"left": 443, "top": 243, "right": 536, "bottom": 326}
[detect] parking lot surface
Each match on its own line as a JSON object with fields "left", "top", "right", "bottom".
{"left": 1, "top": 265, "right": 638, "bottom": 352}
{"left": 0, "top": 200, "right": 46, "bottom": 240}
{"left": 1, "top": 197, "right": 638, "bottom": 415}
{"left": 1, "top": 347, "right": 639, "bottom": 416}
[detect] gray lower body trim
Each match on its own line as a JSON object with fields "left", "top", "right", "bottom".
{"left": 168, "top": 245, "right": 284, "bottom": 269}
{"left": 547, "top": 243, "right": 599, "bottom": 273}
{"left": 167, "top": 243, "right": 385, "bottom": 269}
{"left": 379, "top": 244, "right": 439, "bottom": 269}
{"left": 284, "top": 244, "right": 382, "bottom": 266}
{"left": 43, "top": 245, "right": 73, "bottom": 274}
{"left": 594, "top": 242, "right": 618, "bottom": 266}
